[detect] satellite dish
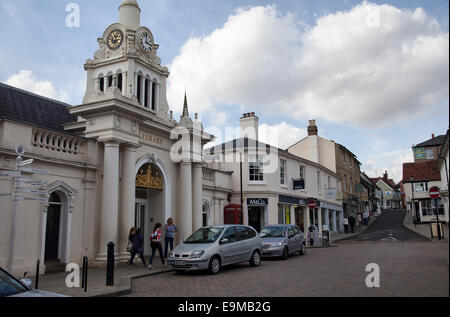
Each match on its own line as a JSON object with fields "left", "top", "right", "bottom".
{"left": 15, "top": 145, "right": 25, "bottom": 157}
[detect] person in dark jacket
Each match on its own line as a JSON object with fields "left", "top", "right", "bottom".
{"left": 348, "top": 215, "right": 356, "bottom": 233}
{"left": 128, "top": 228, "right": 146, "bottom": 270}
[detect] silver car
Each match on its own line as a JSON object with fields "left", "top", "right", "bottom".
{"left": 260, "top": 224, "right": 306, "bottom": 259}
{"left": 168, "top": 225, "right": 262, "bottom": 274}
{"left": 0, "top": 268, "right": 66, "bottom": 297}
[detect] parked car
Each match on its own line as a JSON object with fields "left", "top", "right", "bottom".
{"left": 260, "top": 224, "right": 306, "bottom": 259}
{"left": 167, "top": 225, "right": 262, "bottom": 274}
{"left": 0, "top": 267, "right": 66, "bottom": 297}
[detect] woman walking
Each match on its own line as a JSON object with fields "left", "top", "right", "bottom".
{"left": 164, "top": 218, "right": 178, "bottom": 258}
{"left": 128, "top": 228, "right": 146, "bottom": 270}
{"left": 148, "top": 223, "right": 165, "bottom": 269}
{"left": 127, "top": 226, "right": 136, "bottom": 253}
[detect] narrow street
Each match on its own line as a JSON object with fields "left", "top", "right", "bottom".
{"left": 348, "top": 210, "right": 428, "bottom": 242}
{"left": 127, "top": 211, "right": 448, "bottom": 297}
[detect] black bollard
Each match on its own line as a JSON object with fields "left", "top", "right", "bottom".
{"left": 82, "top": 256, "right": 88, "bottom": 292}
{"left": 35, "top": 260, "right": 40, "bottom": 289}
{"left": 106, "top": 242, "right": 115, "bottom": 286}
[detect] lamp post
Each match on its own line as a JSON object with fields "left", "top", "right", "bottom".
{"left": 410, "top": 176, "right": 416, "bottom": 227}
{"left": 238, "top": 147, "right": 244, "bottom": 224}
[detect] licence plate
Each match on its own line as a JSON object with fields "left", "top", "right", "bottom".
{"left": 174, "top": 261, "right": 186, "bottom": 266}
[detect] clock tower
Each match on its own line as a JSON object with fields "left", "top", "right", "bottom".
{"left": 82, "top": 0, "right": 170, "bottom": 119}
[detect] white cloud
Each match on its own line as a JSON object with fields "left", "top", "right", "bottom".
{"left": 167, "top": 2, "right": 449, "bottom": 128}
{"left": 5, "top": 70, "right": 70, "bottom": 103}
{"left": 259, "top": 122, "right": 307, "bottom": 149}
{"left": 363, "top": 149, "right": 414, "bottom": 183}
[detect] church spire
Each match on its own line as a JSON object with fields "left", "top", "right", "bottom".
{"left": 182, "top": 90, "right": 189, "bottom": 118}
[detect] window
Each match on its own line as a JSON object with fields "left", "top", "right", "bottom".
{"left": 118, "top": 73, "right": 123, "bottom": 92}
{"left": 151, "top": 81, "right": 157, "bottom": 110}
{"left": 221, "top": 227, "right": 237, "bottom": 243}
{"left": 280, "top": 159, "right": 286, "bottom": 185}
{"left": 100, "top": 77, "right": 105, "bottom": 92}
{"left": 425, "top": 148, "right": 434, "bottom": 160}
{"left": 350, "top": 177, "right": 353, "bottom": 193}
{"left": 414, "top": 182, "right": 429, "bottom": 192}
{"left": 278, "top": 204, "right": 291, "bottom": 224}
{"left": 236, "top": 226, "right": 249, "bottom": 241}
{"left": 202, "top": 204, "right": 210, "bottom": 227}
{"left": 136, "top": 75, "right": 142, "bottom": 104}
{"left": 421, "top": 200, "right": 445, "bottom": 216}
{"left": 300, "top": 165, "right": 305, "bottom": 180}
{"left": 144, "top": 78, "right": 149, "bottom": 108}
{"left": 317, "top": 171, "right": 321, "bottom": 192}
{"left": 246, "top": 227, "right": 257, "bottom": 238}
{"left": 249, "top": 156, "right": 264, "bottom": 182}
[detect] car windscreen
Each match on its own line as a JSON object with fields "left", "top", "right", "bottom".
{"left": 259, "top": 227, "right": 286, "bottom": 238}
{"left": 184, "top": 227, "right": 224, "bottom": 244}
{"left": 0, "top": 269, "right": 28, "bottom": 297}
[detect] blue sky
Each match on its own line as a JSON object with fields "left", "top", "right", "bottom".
{"left": 1, "top": 0, "right": 448, "bottom": 182}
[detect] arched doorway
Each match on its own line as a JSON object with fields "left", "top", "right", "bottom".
{"left": 202, "top": 202, "right": 211, "bottom": 227}
{"left": 135, "top": 161, "right": 166, "bottom": 256}
{"left": 45, "top": 192, "right": 62, "bottom": 261}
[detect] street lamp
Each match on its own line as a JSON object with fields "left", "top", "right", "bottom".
{"left": 410, "top": 176, "right": 416, "bottom": 227}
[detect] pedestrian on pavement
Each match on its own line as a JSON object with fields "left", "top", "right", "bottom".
{"left": 343, "top": 217, "right": 349, "bottom": 233}
{"left": 164, "top": 218, "right": 178, "bottom": 258}
{"left": 127, "top": 226, "right": 136, "bottom": 253}
{"left": 128, "top": 228, "right": 146, "bottom": 270}
{"left": 348, "top": 215, "right": 356, "bottom": 233}
{"left": 357, "top": 213, "right": 362, "bottom": 226}
{"left": 363, "top": 211, "right": 369, "bottom": 226}
{"left": 148, "top": 223, "right": 165, "bottom": 269}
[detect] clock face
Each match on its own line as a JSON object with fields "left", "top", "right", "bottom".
{"left": 107, "top": 29, "right": 123, "bottom": 50}
{"left": 140, "top": 33, "right": 152, "bottom": 52}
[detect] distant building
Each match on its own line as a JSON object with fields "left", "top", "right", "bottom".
{"left": 436, "top": 130, "right": 449, "bottom": 223}
{"left": 370, "top": 171, "right": 402, "bottom": 210}
{"left": 412, "top": 133, "right": 447, "bottom": 162}
{"left": 402, "top": 161, "right": 446, "bottom": 223}
{"left": 287, "top": 120, "right": 362, "bottom": 218}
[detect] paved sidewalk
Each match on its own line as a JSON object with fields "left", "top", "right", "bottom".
{"left": 30, "top": 258, "right": 172, "bottom": 297}
{"left": 331, "top": 214, "right": 380, "bottom": 242}
{"left": 403, "top": 209, "right": 448, "bottom": 241}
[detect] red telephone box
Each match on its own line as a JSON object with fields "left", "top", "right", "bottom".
{"left": 224, "top": 204, "right": 243, "bottom": 225}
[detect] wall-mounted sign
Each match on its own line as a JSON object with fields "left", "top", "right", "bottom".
{"left": 139, "top": 131, "right": 164, "bottom": 145}
{"left": 293, "top": 179, "right": 305, "bottom": 190}
{"left": 325, "top": 188, "right": 337, "bottom": 199}
{"left": 247, "top": 198, "right": 268, "bottom": 206}
{"left": 279, "top": 195, "right": 307, "bottom": 206}
{"left": 414, "top": 147, "right": 425, "bottom": 160}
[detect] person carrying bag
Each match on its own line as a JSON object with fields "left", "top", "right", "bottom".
{"left": 148, "top": 223, "right": 166, "bottom": 269}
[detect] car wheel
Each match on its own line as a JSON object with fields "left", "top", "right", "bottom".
{"left": 250, "top": 250, "right": 261, "bottom": 267}
{"left": 282, "top": 247, "right": 288, "bottom": 260}
{"left": 208, "top": 256, "right": 221, "bottom": 275}
{"left": 299, "top": 243, "right": 306, "bottom": 256}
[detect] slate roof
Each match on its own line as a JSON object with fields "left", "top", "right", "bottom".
{"left": 413, "top": 134, "right": 446, "bottom": 148}
{"left": 0, "top": 82, "right": 77, "bottom": 133}
{"left": 402, "top": 160, "right": 441, "bottom": 183}
{"left": 370, "top": 177, "right": 396, "bottom": 189}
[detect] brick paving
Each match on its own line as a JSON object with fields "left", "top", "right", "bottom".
{"left": 128, "top": 241, "right": 449, "bottom": 297}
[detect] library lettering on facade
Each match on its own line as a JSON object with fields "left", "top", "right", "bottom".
{"left": 0, "top": 0, "right": 344, "bottom": 277}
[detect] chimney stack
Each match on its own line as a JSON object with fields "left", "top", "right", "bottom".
{"left": 432, "top": 133, "right": 435, "bottom": 139}
{"left": 383, "top": 171, "right": 388, "bottom": 181}
{"left": 308, "top": 119, "right": 318, "bottom": 136}
{"left": 240, "top": 112, "right": 259, "bottom": 140}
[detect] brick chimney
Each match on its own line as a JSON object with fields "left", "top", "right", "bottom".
{"left": 383, "top": 171, "right": 388, "bottom": 181}
{"left": 432, "top": 133, "right": 435, "bottom": 139}
{"left": 307, "top": 120, "right": 318, "bottom": 136}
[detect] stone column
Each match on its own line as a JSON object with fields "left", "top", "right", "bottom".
{"left": 324, "top": 208, "right": 330, "bottom": 229}
{"left": 179, "top": 162, "right": 193, "bottom": 240}
{"left": 318, "top": 207, "right": 323, "bottom": 237}
{"left": 192, "top": 163, "right": 203, "bottom": 232}
{"left": 332, "top": 210, "right": 337, "bottom": 233}
{"left": 95, "top": 141, "right": 120, "bottom": 261}
{"left": 140, "top": 76, "right": 145, "bottom": 106}
{"left": 155, "top": 83, "right": 160, "bottom": 111}
{"left": 95, "top": 78, "right": 100, "bottom": 91}
{"left": 103, "top": 76, "right": 108, "bottom": 92}
{"left": 119, "top": 144, "right": 137, "bottom": 260}
{"left": 219, "top": 199, "right": 226, "bottom": 225}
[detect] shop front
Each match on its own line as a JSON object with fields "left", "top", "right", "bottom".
{"left": 278, "top": 195, "right": 307, "bottom": 230}
{"left": 246, "top": 198, "right": 268, "bottom": 232}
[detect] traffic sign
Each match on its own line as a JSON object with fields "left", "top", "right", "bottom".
{"left": 308, "top": 200, "right": 317, "bottom": 210}
{"left": 429, "top": 186, "right": 440, "bottom": 200}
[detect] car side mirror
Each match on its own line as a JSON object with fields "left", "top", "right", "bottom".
{"left": 220, "top": 238, "right": 229, "bottom": 245}
{"left": 20, "top": 278, "right": 32, "bottom": 288}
